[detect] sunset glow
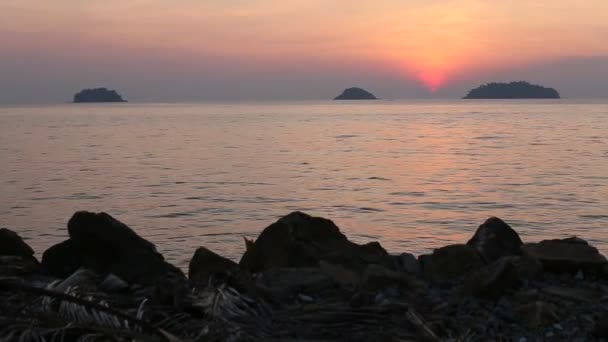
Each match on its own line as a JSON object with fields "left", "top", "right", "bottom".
{"left": 1, "top": 1, "right": 607, "bottom": 102}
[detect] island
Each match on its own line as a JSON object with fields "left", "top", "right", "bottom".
{"left": 334, "top": 87, "right": 378, "bottom": 100}
{"left": 73, "top": 87, "right": 127, "bottom": 103}
{"left": 463, "top": 81, "right": 560, "bottom": 99}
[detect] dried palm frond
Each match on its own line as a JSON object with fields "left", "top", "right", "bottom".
{"left": 190, "top": 284, "right": 273, "bottom": 340}
{"left": 0, "top": 279, "right": 177, "bottom": 342}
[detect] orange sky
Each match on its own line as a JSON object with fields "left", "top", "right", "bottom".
{"left": 1, "top": 1, "right": 607, "bottom": 101}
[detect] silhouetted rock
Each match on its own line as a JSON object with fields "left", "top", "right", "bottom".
{"left": 188, "top": 246, "right": 239, "bottom": 286}
{"left": 420, "top": 244, "right": 484, "bottom": 283}
{"left": 73, "top": 87, "right": 126, "bottom": 103}
{"left": 334, "top": 87, "right": 378, "bottom": 100}
{"left": 522, "top": 237, "right": 607, "bottom": 273}
{"left": 395, "top": 252, "right": 421, "bottom": 275}
{"left": 463, "top": 81, "right": 560, "bottom": 99}
{"left": 239, "top": 211, "right": 393, "bottom": 273}
{"left": 43, "top": 211, "right": 183, "bottom": 284}
{"left": 0, "top": 228, "right": 39, "bottom": 275}
{"left": 467, "top": 217, "right": 523, "bottom": 263}
{"left": 254, "top": 267, "right": 335, "bottom": 299}
{"left": 0, "top": 228, "right": 35, "bottom": 258}
{"left": 42, "top": 239, "right": 83, "bottom": 278}
{"left": 462, "top": 257, "right": 521, "bottom": 298}
{"left": 360, "top": 264, "right": 423, "bottom": 292}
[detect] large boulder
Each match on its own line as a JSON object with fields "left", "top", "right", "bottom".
{"left": 467, "top": 217, "right": 523, "bottom": 263}
{"left": 420, "top": 244, "right": 484, "bottom": 284}
{"left": 239, "top": 212, "right": 393, "bottom": 273}
{"left": 42, "top": 211, "right": 184, "bottom": 285}
{"left": 0, "top": 228, "right": 39, "bottom": 275}
{"left": 0, "top": 228, "right": 36, "bottom": 257}
{"left": 522, "top": 237, "right": 607, "bottom": 273}
{"left": 188, "top": 246, "right": 239, "bottom": 286}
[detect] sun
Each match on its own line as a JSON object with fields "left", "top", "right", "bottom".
{"left": 417, "top": 70, "right": 447, "bottom": 93}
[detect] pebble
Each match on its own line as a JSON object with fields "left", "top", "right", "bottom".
{"left": 297, "top": 294, "right": 314, "bottom": 302}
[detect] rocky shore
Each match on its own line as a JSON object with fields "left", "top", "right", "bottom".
{"left": 1, "top": 211, "right": 608, "bottom": 341}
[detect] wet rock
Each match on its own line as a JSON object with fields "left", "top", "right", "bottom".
{"left": 522, "top": 237, "right": 607, "bottom": 273}
{"left": 462, "top": 257, "right": 520, "bottom": 298}
{"left": 467, "top": 217, "right": 523, "bottom": 263}
{"left": 395, "top": 252, "right": 421, "bottom": 275}
{"left": 189, "top": 246, "right": 239, "bottom": 286}
{"left": 239, "top": 212, "right": 393, "bottom": 273}
{"left": 42, "top": 239, "right": 83, "bottom": 278}
{"left": 44, "top": 211, "right": 184, "bottom": 285}
{"left": 516, "top": 301, "right": 559, "bottom": 328}
{"left": 420, "top": 244, "right": 484, "bottom": 284}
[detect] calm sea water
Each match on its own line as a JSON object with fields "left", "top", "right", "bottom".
{"left": 1, "top": 100, "right": 607, "bottom": 267}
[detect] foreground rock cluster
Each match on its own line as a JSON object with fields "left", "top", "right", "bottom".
{"left": 1, "top": 211, "right": 608, "bottom": 341}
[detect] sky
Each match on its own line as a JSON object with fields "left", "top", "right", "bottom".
{"left": 1, "top": 0, "right": 607, "bottom": 103}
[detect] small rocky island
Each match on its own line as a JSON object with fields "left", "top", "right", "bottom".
{"left": 73, "top": 87, "right": 127, "bottom": 103}
{"left": 2, "top": 211, "right": 608, "bottom": 340}
{"left": 334, "top": 87, "right": 378, "bottom": 100}
{"left": 463, "top": 81, "right": 560, "bottom": 99}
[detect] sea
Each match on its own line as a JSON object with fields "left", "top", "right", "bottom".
{"left": 1, "top": 100, "right": 607, "bottom": 267}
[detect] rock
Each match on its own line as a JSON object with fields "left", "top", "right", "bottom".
{"left": 319, "top": 261, "right": 360, "bottom": 289}
{"left": 43, "top": 211, "right": 184, "bottom": 285}
{"left": 188, "top": 246, "right": 239, "bottom": 286}
{"left": 254, "top": 267, "right": 335, "bottom": 299}
{"left": 516, "top": 301, "right": 559, "bottom": 328}
{"left": 542, "top": 286, "right": 603, "bottom": 303}
{"left": 333, "top": 87, "right": 378, "bottom": 100}
{"left": 41, "top": 239, "right": 83, "bottom": 278}
{"left": 0, "top": 255, "right": 40, "bottom": 276}
{"left": 51, "top": 268, "right": 99, "bottom": 293}
{"left": 522, "top": 237, "right": 607, "bottom": 273}
{"left": 594, "top": 317, "right": 608, "bottom": 338}
{"left": 99, "top": 274, "right": 129, "bottom": 292}
{"left": 0, "top": 228, "right": 35, "bottom": 257}
{"left": 239, "top": 212, "right": 393, "bottom": 273}
{"left": 0, "top": 228, "right": 39, "bottom": 275}
{"left": 462, "top": 257, "right": 520, "bottom": 298}
{"left": 508, "top": 253, "right": 543, "bottom": 279}
{"left": 73, "top": 87, "right": 126, "bottom": 103}
{"left": 360, "top": 264, "right": 424, "bottom": 292}
{"left": 420, "top": 244, "right": 484, "bottom": 283}
{"left": 466, "top": 217, "right": 523, "bottom": 263}
{"left": 395, "top": 252, "right": 421, "bottom": 275}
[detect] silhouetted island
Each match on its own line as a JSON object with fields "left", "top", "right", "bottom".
{"left": 73, "top": 87, "right": 127, "bottom": 103}
{"left": 334, "top": 87, "right": 378, "bottom": 100}
{"left": 463, "top": 81, "right": 560, "bottom": 99}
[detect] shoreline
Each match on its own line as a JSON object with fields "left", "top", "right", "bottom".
{"left": 2, "top": 211, "right": 608, "bottom": 340}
